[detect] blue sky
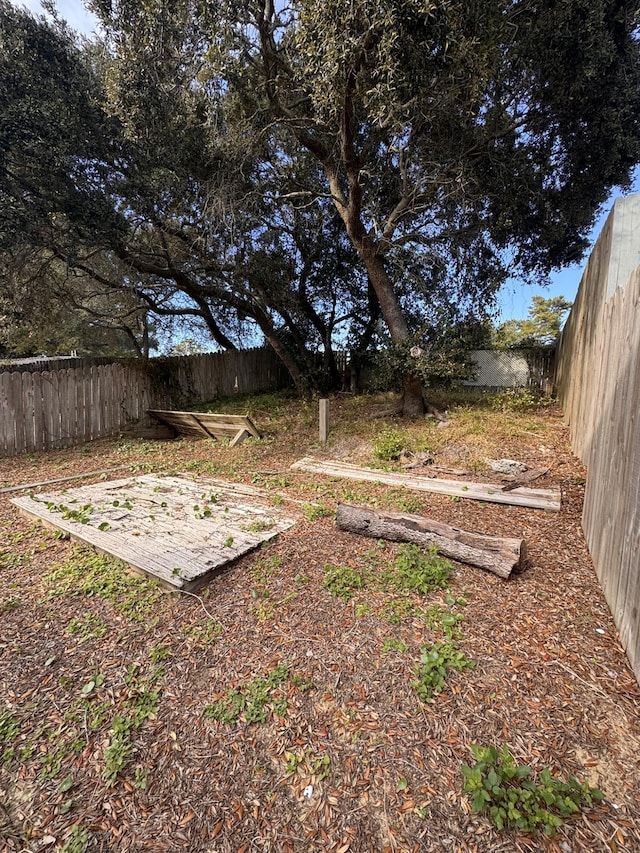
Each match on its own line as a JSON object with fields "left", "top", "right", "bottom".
{"left": 11, "top": 1, "right": 640, "bottom": 322}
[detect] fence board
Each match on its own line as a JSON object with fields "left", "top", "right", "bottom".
{"left": 556, "top": 193, "right": 640, "bottom": 685}
{"left": 11, "top": 374, "right": 27, "bottom": 454}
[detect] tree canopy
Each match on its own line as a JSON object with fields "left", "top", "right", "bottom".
{"left": 495, "top": 295, "right": 573, "bottom": 348}
{"left": 1, "top": 0, "right": 639, "bottom": 408}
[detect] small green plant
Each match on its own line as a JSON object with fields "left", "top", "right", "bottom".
{"left": 149, "top": 645, "right": 171, "bottom": 664}
{"left": 373, "top": 428, "right": 407, "bottom": 462}
{"left": 133, "top": 767, "right": 149, "bottom": 790}
{"left": 381, "top": 637, "right": 408, "bottom": 654}
{"left": 182, "top": 620, "right": 223, "bottom": 647}
{"left": 0, "top": 708, "right": 19, "bottom": 762}
{"left": 65, "top": 614, "right": 108, "bottom": 641}
{"left": 323, "top": 563, "right": 368, "bottom": 602}
{"left": 378, "top": 597, "right": 422, "bottom": 624}
{"left": 59, "top": 824, "right": 89, "bottom": 853}
{"left": 461, "top": 744, "right": 604, "bottom": 836}
{"left": 285, "top": 748, "right": 331, "bottom": 781}
{"left": 303, "top": 502, "right": 333, "bottom": 521}
{"left": 43, "top": 547, "right": 163, "bottom": 622}
{"left": 204, "top": 665, "right": 290, "bottom": 725}
{"left": 412, "top": 640, "right": 474, "bottom": 702}
{"left": 381, "top": 545, "right": 452, "bottom": 595}
{"left": 44, "top": 501, "right": 94, "bottom": 524}
{"left": 488, "top": 388, "right": 553, "bottom": 413}
{"left": 245, "top": 519, "right": 275, "bottom": 533}
{"left": 103, "top": 715, "right": 133, "bottom": 786}
{"left": 424, "top": 604, "right": 464, "bottom": 638}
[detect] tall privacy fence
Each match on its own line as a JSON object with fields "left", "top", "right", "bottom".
{"left": 556, "top": 193, "right": 640, "bottom": 684}
{"left": 0, "top": 347, "right": 288, "bottom": 456}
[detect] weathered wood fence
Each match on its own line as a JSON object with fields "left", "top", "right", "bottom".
{"left": 0, "top": 348, "right": 289, "bottom": 456}
{"left": 556, "top": 194, "right": 640, "bottom": 684}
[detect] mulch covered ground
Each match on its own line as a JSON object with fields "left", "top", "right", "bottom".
{"left": 0, "top": 391, "right": 638, "bottom": 853}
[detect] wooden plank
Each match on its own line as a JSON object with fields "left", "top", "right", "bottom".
{"left": 148, "top": 410, "right": 262, "bottom": 441}
{"left": 32, "top": 372, "right": 44, "bottom": 452}
{"left": 41, "top": 371, "right": 54, "bottom": 449}
{"left": 11, "top": 474, "right": 297, "bottom": 591}
{"left": 23, "top": 371, "right": 36, "bottom": 451}
{"left": 0, "top": 372, "right": 16, "bottom": 454}
{"left": 319, "top": 398, "right": 329, "bottom": 444}
{"left": 11, "top": 373, "right": 27, "bottom": 455}
{"left": 290, "top": 456, "right": 561, "bottom": 511}
{"left": 0, "top": 465, "right": 133, "bottom": 494}
{"left": 229, "top": 428, "right": 251, "bottom": 448}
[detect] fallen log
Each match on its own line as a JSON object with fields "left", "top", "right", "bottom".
{"left": 335, "top": 503, "right": 526, "bottom": 579}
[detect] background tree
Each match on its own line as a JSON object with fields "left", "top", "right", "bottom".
{"left": 495, "top": 296, "right": 573, "bottom": 348}
{"left": 90, "top": 0, "right": 640, "bottom": 414}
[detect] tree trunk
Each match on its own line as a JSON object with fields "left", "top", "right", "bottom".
{"left": 335, "top": 503, "right": 526, "bottom": 579}
{"left": 356, "top": 248, "right": 426, "bottom": 417}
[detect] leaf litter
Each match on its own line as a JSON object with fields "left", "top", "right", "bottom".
{"left": 0, "top": 392, "right": 638, "bottom": 852}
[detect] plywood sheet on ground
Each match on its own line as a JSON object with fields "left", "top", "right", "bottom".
{"left": 290, "top": 456, "right": 561, "bottom": 511}
{"left": 12, "top": 475, "right": 296, "bottom": 590}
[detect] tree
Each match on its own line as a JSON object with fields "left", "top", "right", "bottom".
{"left": 495, "top": 296, "right": 573, "bottom": 348}
{"left": 89, "top": 0, "right": 640, "bottom": 415}
{"left": 0, "top": 3, "right": 375, "bottom": 386}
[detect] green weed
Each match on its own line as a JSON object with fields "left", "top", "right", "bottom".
{"left": 59, "top": 825, "right": 89, "bottom": 853}
{"left": 43, "top": 547, "right": 163, "bottom": 622}
{"left": 203, "top": 665, "right": 291, "bottom": 725}
{"left": 381, "top": 545, "right": 452, "bottom": 595}
{"left": 412, "top": 640, "right": 474, "bottom": 702}
{"left": 303, "top": 502, "right": 333, "bottom": 521}
{"left": 182, "top": 620, "right": 223, "bottom": 647}
{"left": 65, "top": 614, "right": 108, "bottom": 641}
{"left": 488, "top": 389, "right": 554, "bottom": 413}
{"left": 424, "top": 603, "right": 464, "bottom": 638}
{"left": 372, "top": 428, "right": 408, "bottom": 462}
{"left": 0, "top": 708, "right": 19, "bottom": 762}
{"left": 461, "top": 744, "right": 604, "bottom": 836}
{"left": 378, "top": 597, "right": 422, "bottom": 624}
{"left": 381, "top": 637, "right": 408, "bottom": 654}
{"left": 323, "top": 563, "right": 369, "bottom": 602}
{"left": 285, "top": 749, "right": 331, "bottom": 781}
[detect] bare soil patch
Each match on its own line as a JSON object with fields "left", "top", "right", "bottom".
{"left": 0, "top": 390, "right": 638, "bottom": 853}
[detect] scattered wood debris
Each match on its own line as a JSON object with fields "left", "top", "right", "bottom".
{"left": 148, "top": 410, "right": 262, "bottom": 446}
{"left": 291, "top": 456, "right": 561, "bottom": 511}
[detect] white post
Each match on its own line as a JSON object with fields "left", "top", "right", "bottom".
{"left": 319, "top": 398, "right": 329, "bottom": 444}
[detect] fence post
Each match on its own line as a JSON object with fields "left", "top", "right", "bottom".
{"left": 319, "top": 398, "right": 329, "bottom": 444}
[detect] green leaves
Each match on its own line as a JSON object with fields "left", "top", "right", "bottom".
{"left": 412, "top": 640, "right": 473, "bottom": 702}
{"left": 203, "top": 665, "right": 293, "bottom": 725}
{"left": 461, "top": 744, "right": 604, "bottom": 836}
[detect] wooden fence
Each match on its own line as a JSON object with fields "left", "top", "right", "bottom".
{"left": 556, "top": 195, "right": 640, "bottom": 683}
{"left": 0, "top": 347, "right": 289, "bottom": 456}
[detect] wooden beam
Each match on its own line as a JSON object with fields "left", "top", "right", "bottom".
{"left": 0, "top": 465, "right": 133, "bottom": 494}
{"left": 319, "top": 398, "right": 329, "bottom": 444}
{"left": 290, "top": 456, "right": 561, "bottom": 511}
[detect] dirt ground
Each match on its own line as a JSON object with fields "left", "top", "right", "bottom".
{"left": 0, "top": 391, "right": 639, "bottom": 853}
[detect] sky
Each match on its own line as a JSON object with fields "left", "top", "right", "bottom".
{"left": 10, "top": 1, "right": 640, "bottom": 323}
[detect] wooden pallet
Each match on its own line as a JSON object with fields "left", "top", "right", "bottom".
{"left": 148, "top": 410, "right": 262, "bottom": 447}
{"left": 12, "top": 475, "right": 296, "bottom": 591}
